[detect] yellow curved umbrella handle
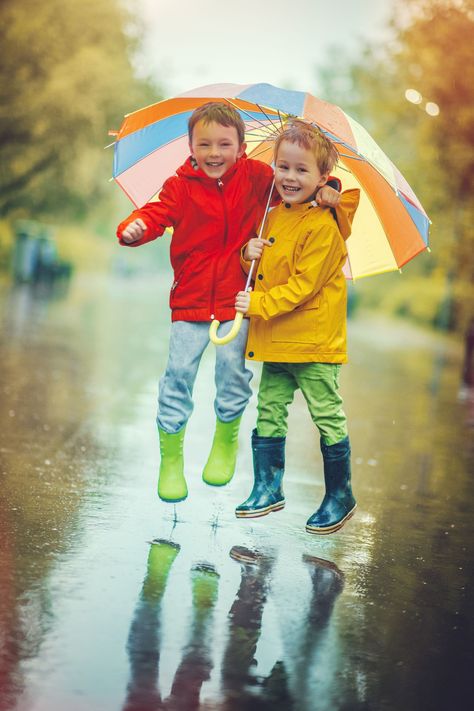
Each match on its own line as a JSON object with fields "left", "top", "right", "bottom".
{"left": 209, "top": 311, "right": 243, "bottom": 345}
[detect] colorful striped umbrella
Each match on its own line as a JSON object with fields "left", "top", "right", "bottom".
{"left": 111, "top": 82, "right": 430, "bottom": 280}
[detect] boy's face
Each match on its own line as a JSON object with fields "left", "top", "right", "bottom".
{"left": 189, "top": 120, "right": 246, "bottom": 179}
{"left": 274, "top": 140, "right": 329, "bottom": 205}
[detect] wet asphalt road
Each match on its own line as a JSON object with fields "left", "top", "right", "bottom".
{"left": 0, "top": 273, "right": 473, "bottom": 711}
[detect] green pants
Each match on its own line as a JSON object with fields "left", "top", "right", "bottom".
{"left": 257, "top": 362, "right": 348, "bottom": 445}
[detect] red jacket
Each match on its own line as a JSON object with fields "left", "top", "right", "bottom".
{"left": 117, "top": 155, "right": 275, "bottom": 322}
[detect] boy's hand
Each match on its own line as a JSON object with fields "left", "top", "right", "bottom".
{"left": 121, "top": 218, "right": 147, "bottom": 243}
{"left": 244, "top": 238, "right": 272, "bottom": 261}
{"left": 316, "top": 185, "right": 341, "bottom": 208}
{"left": 235, "top": 290, "right": 251, "bottom": 314}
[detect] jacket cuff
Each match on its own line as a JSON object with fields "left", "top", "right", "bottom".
{"left": 247, "top": 291, "right": 265, "bottom": 317}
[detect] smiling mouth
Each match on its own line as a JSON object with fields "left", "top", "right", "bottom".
{"left": 283, "top": 185, "right": 299, "bottom": 192}
{"left": 206, "top": 162, "right": 224, "bottom": 168}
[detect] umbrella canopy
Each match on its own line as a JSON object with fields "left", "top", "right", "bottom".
{"left": 111, "top": 82, "right": 430, "bottom": 280}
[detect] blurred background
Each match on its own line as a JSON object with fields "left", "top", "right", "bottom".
{"left": 1, "top": 2, "right": 474, "bottom": 710}
{"left": 1, "top": 0, "right": 473, "bottom": 332}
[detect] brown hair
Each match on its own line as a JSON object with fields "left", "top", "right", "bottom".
{"left": 188, "top": 102, "right": 246, "bottom": 144}
{"left": 275, "top": 119, "right": 338, "bottom": 175}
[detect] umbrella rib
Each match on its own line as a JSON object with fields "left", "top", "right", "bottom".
{"left": 225, "top": 99, "right": 279, "bottom": 137}
{"left": 277, "top": 110, "right": 286, "bottom": 131}
{"left": 318, "top": 129, "right": 368, "bottom": 163}
{"left": 246, "top": 122, "right": 282, "bottom": 136}
{"left": 337, "top": 152, "right": 365, "bottom": 163}
{"left": 245, "top": 137, "right": 278, "bottom": 143}
{"left": 255, "top": 103, "right": 287, "bottom": 134}
{"left": 244, "top": 125, "right": 281, "bottom": 138}
{"left": 248, "top": 145, "right": 275, "bottom": 160}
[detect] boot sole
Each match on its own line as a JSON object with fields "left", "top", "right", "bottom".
{"left": 305, "top": 505, "right": 357, "bottom": 535}
{"left": 202, "top": 477, "right": 233, "bottom": 487}
{"left": 235, "top": 501, "right": 285, "bottom": 519}
{"left": 158, "top": 493, "right": 188, "bottom": 503}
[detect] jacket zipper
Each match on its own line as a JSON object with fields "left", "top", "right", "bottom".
{"left": 217, "top": 179, "right": 229, "bottom": 247}
{"left": 209, "top": 179, "right": 228, "bottom": 319}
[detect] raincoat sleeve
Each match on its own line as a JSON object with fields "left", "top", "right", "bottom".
{"left": 116, "top": 176, "right": 184, "bottom": 247}
{"left": 247, "top": 222, "right": 346, "bottom": 321}
{"left": 331, "top": 189, "right": 360, "bottom": 240}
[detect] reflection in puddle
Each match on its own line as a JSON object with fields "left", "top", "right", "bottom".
{"left": 1, "top": 277, "right": 473, "bottom": 710}
{"left": 122, "top": 541, "right": 345, "bottom": 710}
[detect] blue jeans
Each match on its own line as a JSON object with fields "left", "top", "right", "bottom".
{"left": 157, "top": 320, "right": 253, "bottom": 434}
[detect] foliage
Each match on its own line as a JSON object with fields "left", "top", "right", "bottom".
{"left": 318, "top": 0, "right": 474, "bottom": 332}
{"left": 0, "top": 0, "right": 158, "bottom": 223}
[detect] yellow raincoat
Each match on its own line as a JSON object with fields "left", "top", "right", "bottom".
{"left": 243, "top": 189, "right": 360, "bottom": 363}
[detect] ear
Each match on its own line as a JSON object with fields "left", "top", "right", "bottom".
{"left": 318, "top": 172, "right": 330, "bottom": 188}
{"left": 188, "top": 140, "right": 194, "bottom": 156}
{"left": 237, "top": 142, "right": 247, "bottom": 158}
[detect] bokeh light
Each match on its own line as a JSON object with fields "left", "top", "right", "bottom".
{"left": 425, "top": 101, "right": 440, "bottom": 116}
{"left": 405, "top": 88, "right": 423, "bottom": 104}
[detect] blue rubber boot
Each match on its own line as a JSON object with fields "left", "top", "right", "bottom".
{"left": 202, "top": 416, "right": 242, "bottom": 487}
{"left": 157, "top": 426, "right": 187, "bottom": 503}
{"left": 235, "top": 430, "right": 285, "bottom": 518}
{"left": 306, "top": 436, "right": 356, "bottom": 535}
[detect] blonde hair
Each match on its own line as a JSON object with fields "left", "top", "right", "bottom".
{"left": 188, "top": 102, "right": 246, "bottom": 144}
{"left": 275, "top": 119, "right": 338, "bottom": 175}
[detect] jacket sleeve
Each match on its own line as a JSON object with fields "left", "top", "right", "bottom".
{"left": 332, "top": 189, "right": 360, "bottom": 240}
{"left": 247, "top": 223, "right": 345, "bottom": 320}
{"left": 116, "top": 177, "right": 184, "bottom": 247}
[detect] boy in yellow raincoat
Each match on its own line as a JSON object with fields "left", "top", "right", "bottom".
{"left": 234, "top": 120, "right": 360, "bottom": 534}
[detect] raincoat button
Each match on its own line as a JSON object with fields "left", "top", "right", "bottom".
{"left": 248, "top": 351, "right": 254, "bottom": 357}
{"left": 269, "top": 237, "right": 275, "bottom": 243}
{"left": 258, "top": 274, "right": 263, "bottom": 280}
{"left": 284, "top": 202, "right": 291, "bottom": 209}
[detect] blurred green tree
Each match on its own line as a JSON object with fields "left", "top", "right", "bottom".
{"left": 318, "top": 0, "right": 474, "bottom": 331}
{"left": 0, "top": 0, "right": 157, "bottom": 222}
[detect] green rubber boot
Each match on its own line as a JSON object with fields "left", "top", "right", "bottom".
{"left": 191, "top": 563, "right": 220, "bottom": 623}
{"left": 202, "top": 416, "right": 242, "bottom": 487}
{"left": 143, "top": 539, "right": 181, "bottom": 603}
{"left": 157, "top": 426, "right": 188, "bottom": 502}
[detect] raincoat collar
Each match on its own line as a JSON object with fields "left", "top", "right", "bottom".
{"left": 280, "top": 198, "right": 320, "bottom": 212}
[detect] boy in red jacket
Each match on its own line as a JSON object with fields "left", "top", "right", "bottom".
{"left": 117, "top": 103, "right": 340, "bottom": 503}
